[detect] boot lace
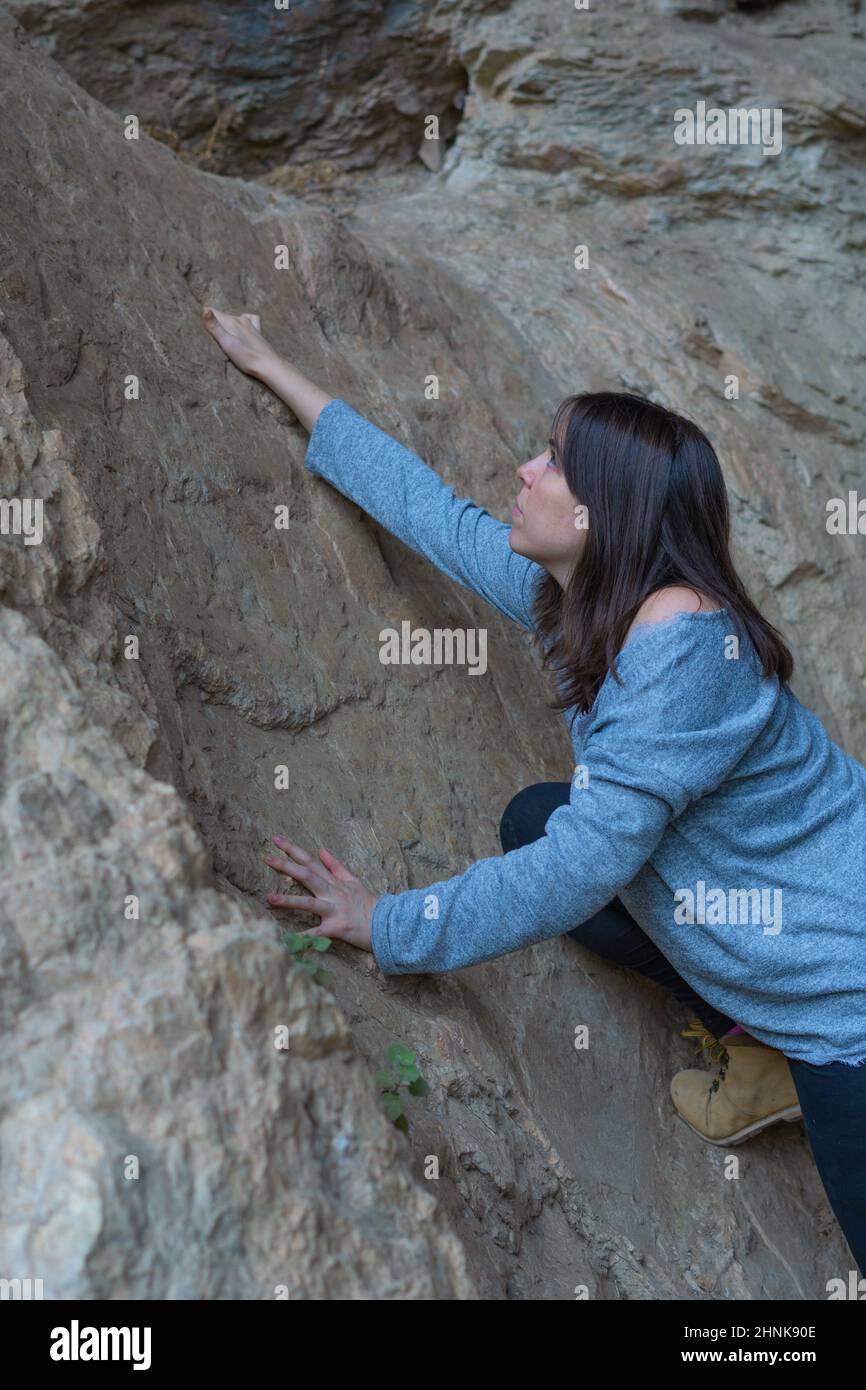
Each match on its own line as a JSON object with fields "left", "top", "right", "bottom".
{"left": 680, "top": 1019, "right": 730, "bottom": 1069}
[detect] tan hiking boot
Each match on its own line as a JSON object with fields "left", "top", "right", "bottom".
{"left": 671, "top": 1028, "right": 802, "bottom": 1146}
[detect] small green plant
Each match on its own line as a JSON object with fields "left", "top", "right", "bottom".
{"left": 375, "top": 1042, "right": 430, "bottom": 1133}
{"left": 282, "top": 930, "right": 333, "bottom": 988}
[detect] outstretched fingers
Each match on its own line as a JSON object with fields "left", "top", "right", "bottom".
{"left": 318, "top": 846, "right": 356, "bottom": 882}
{"left": 201, "top": 306, "right": 235, "bottom": 348}
{"left": 203, "top": 306, "right": 261, "bottom": 338}
{"left": 272, "top": 834, "right": 312, "bottom": 863}
{"left": 266, "top": 836, "right": 332, "bottom": 894}
{"left": 266, "top": 892, "right": 320, "bottom": 912}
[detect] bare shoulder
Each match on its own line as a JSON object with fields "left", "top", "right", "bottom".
{"left": 625, "top": 586, "right": 721, "bottom": 640}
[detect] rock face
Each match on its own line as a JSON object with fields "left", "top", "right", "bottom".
{"left": 0, "top": 0, "right": 864, "bottom": 1299}
{"left": 5, "top": 0, "right": 469, "bottom": 179}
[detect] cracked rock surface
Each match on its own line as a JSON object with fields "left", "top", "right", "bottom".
{"left": 0, "top": 0, "right": 864, "bottom": 1298}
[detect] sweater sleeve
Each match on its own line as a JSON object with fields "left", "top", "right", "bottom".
{"left": 370, "top": 617, "right": 773, "bottom": 974}
{"left": 304, "top": 398, "right": 544, "bottom": 631}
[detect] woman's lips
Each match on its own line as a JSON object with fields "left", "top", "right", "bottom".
{"left": 512, "top": 503, "right": 523, "bottom": 518}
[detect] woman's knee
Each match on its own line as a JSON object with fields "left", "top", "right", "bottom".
{"left": 567, "top": 903, "right": 636, "bottom": 958}
{"left": 499, "top": 781, "right": 571, "bottom": 853}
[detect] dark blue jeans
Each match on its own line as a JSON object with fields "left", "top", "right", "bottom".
{"left": 499, "top": 781, "right": 737, "bottom": 1039}
{"left": 499, "top": 781, "right": 866, "bottom": 1277}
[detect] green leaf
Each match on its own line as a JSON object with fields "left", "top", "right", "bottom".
{"left": 282, "top": 932, "right": 308, "bottom": 954}
{"left": 380, "top": 1092, "right": 404, "bottom": 1123}
{"left": 407, "top": 1077, "right": 429, "bottom": 1097}
{"left": 312, "top": 968, "right": 333, "bottom": 989}
{"left": 387, "top": 1042, "right": 416, "bottom": 1068}
{"left": 374, "top": 1068, "right": 398, "bottom": 1090}
{"left": 394, "top": 1113, "right": 409, "bottom": 1135}
{"left": 310, "top": 936, "right": 332, "bottom": 953}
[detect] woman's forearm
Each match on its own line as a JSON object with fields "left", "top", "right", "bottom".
{"left": 201, "top": 308, "right": 334, "bottom": 435}
{"left": 257, "top": 353, "right": 333, "bottom": 435}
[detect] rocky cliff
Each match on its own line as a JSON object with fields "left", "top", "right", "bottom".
{"left": 0, "top": 0, "right": 864, "bottom": 1299}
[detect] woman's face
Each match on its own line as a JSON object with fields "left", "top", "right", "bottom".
{"left": 508, "top": 430, "right": 588, "bottom": 583}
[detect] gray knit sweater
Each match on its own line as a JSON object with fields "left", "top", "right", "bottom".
{"left": 305, "top": 398, "right": 866, "bottom": 1066}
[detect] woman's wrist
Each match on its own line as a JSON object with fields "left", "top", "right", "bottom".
{"left": 256, "top": 353, "right": 333, "bottom": 433}
{"left": 252, "top": 348, "right": 284, "bottom": 385}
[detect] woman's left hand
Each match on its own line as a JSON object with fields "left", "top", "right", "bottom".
{"left": 263, "top": 836, "right": 379, "bottom": 953}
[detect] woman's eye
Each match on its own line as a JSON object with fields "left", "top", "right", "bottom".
{"left": 547, "top": 451, "right": 557, "bottom": 468}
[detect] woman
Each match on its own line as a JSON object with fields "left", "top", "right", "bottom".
{"left": 203, "top": 306, "right": 866, "bottom": 1277}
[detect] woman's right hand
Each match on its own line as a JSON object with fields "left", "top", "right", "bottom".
{"left": 202, "top": 306, "right": 277, "bottom": 379}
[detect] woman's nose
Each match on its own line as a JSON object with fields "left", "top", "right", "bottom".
{"left": 517, "top": 460, "right": 535, "bottom": 485}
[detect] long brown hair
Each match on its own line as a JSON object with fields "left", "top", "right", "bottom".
{"left": 532, "top": 391, "right": 794, "bottom": 717}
